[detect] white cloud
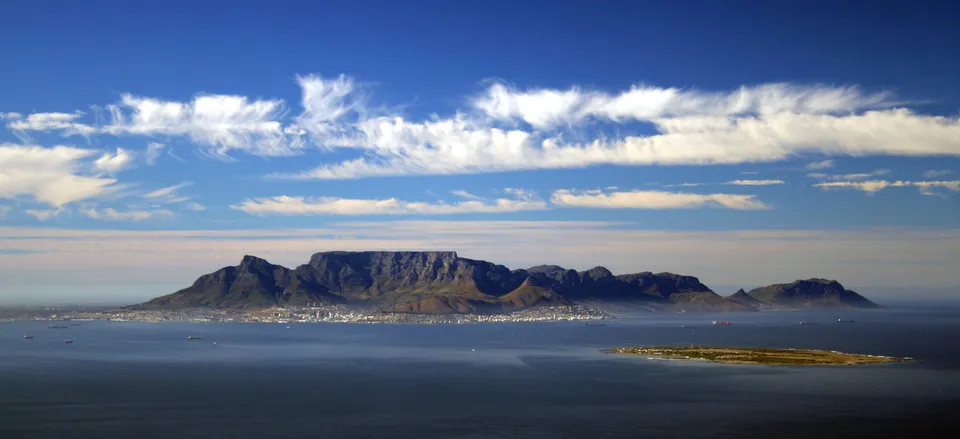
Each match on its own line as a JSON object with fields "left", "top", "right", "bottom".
{"left": 740, "top": 171, "right": 759, "bottom": 175}
{"left": 550, "top": 188, "right": 769, "bottom": 210}
{"left": 145, "top": 142, "right": 165, "bottom": 165}
{"left": 79, "top": 207, "right": 173, "bottom": 221}
{"left": 289, "top": 74, "right": 362, "bottom": 145}
{"left": 0, "top": 144, "right": 121, "bottom": 207}
{"left": 814, "top": 179, "right": 960, "bottom": 194}
{"left": 24, "top": 208, "right": 64, "bottom": 221}
{"left": 7, "top": 76, "right": 960, "bottom": 178}
{"left": 473, "top": 83, "right": 585, "bottom": 128}
{"left": 143, "top": 182, "right": 192, "bottom": 203}
{"left": 0, "top": 205, "right": 9, "bottom": 219}
{"left": 451, "top": 190, "right": 483, "bottom": 200}
{"left": 911, "top": 181, "right": 960, "bottom": 195}
{"left": 184, "top": 202, "right": 206, "bottom": 211}
{"left": 9, "top": 98, "right": 291, "bottom": 158}
{"left": 503, "top": 187, "right": 539, "bottom": 200}
{"left": 805, "top": 160, "right": 835, "bottom": 170}
{"left": 924, "top": 169, "right": 952, "bottom": 178}
{"left": 666, "top": 183, "right": 707, "bottom": 188}
{"left": 473, "top": 83, "right": 895, "bottom": 128}
{"left": 6, "top": 112, "right": 96, "bottom": 139}
{"left": 807, "top": 169, "right": 889, "bottom": 180}
{"left": 103, "top": 94, "right": 291, "bottom": 157}
{"left": 231, "top": 191, "right": 547, "bottom": 216}
{"left": 290, "top": 109, "right": 960, "bottom": 180}
{"left": 93, "top": 147, "right": 134, "bottom": 174}
{"left": 725, "top": 179, "right": 784, "bottom": 186}
{"left": 1, "top": 112, "right": 23, "bottom": 120}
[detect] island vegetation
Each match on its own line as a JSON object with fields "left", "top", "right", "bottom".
{"left": 606, "top": 346, "right": 910, "bottom": 366}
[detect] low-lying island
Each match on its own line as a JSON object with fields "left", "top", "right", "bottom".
{"left": 606, "top": 346, "right": 910, "bottom": 366}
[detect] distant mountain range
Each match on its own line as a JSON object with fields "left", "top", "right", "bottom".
{"left": 132, "top": 251, "right": 880, "bottom": 314}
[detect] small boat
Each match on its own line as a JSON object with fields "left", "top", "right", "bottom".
{"left": 712, "top": 321, "right": 732, "bottom": 325}
{"left": 836, "top": 319, "right": 856, "bottom": 323}
{"left": 64, "top": 340, "right": 74, "bottom": 344}
{"left": 23, "top": 335, "right": 34, "bottom": 339}
{"left": 584, "top": 322, "right": 607, "bottom": 327}
{"left": 187, "top": 336, "right": 202, "bottom": 340}
{"left": 799, "top": 321, "right": 818, "bottom": 325}
{"left": 47, "top": 325, "right": 68, "bottom": 329}
{"left": 681, "top": 324, "right": 694, "bottom": 328}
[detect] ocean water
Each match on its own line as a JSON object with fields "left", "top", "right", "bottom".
{"left": 2, "top": 306, "right": 959, "bottom": 439}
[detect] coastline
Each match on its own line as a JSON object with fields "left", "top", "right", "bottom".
{"left": 0, "top": 304, "right": 616, "bottom": 325}
{"left": 606, "top": 346, "right": 911, "bottom": 366}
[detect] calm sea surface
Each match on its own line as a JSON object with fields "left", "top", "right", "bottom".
{"left": 2, "top": 306, "right": 959, "bottom": 438}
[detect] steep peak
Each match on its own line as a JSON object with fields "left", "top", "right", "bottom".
{"left": 584, "top": 265, "right": 613, "bottom": 277}
{"left": 728, "top": 289, "right": 762, "bottom": 302}
{"left": 239, "top": 255, "right": 275, "bottom": 269}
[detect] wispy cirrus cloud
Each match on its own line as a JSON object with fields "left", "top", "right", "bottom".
{"left": 805, "top": 160, "right": 835, "bottom": 170}
{"left": 231, "top": 190, "right": 547, "bottom": 216}
{"left": 807, "top": 169, "right": 889, "bottom": 180}
{"left": 814, "top": 179, "right": 960, "bottom": 195}
{"left": 184, "top": 202, "right": 206, "bottom": 212}
{"left": 5, "top": 111, "right": 97, "bottom": 141}
{"left": 143, "top": 182, "right": 193, "bottom": 204}
{"left": 8, "top": 96, "right": 291, "bottom": 158}
{"left": 924, "top": 169, "right": 952, "bottom": 178}
{"left": 79, "top": 207, "right": 173, "bottom": 221}
{"left": 24, "top": 208, "right": 64, "bottom": 221}
{"left": 144, "top": 142, "right": 165, "bottom": 165}
{"left": 473, "top": 82, "right": 897, "bottom": 128}
{"left": 289, "top": 107, "right": 960, "bottom": 180}
{"left": 7, "top": 75, "right": 960, "bottom": 180}
{"left": 93, "top": 147, "right": 134, "bottom": 174}
{"left": 550, "top": 188, "right": 770, "bottom": 210}
{"left": 0, "top": 144, "right": 123, "bottom": 207}
{"left": 725, "top": 179, "right": 784, "bottom": 186}
{"left": 102, "top": 94, "right": 291, "bottom": 158}
{"left": 450, "top": 190, "right": 484, "bottom": 200}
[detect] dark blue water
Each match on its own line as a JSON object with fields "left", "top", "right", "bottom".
{"left": 2, "top": 307, "right": 959, "bottom": 438}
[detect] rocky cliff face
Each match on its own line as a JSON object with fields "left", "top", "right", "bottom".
{"left": 745, "top": 279, "right": 879, "bottom": 309}
{"left": 133, "top": 252, "right": 874, "bottom": 314}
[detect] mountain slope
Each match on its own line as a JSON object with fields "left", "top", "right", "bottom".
{"left": 725, "top": 289, "right": 771, "bottom": 310}
{"left": 134, "top": 255, "right": 343, "bottom": 310}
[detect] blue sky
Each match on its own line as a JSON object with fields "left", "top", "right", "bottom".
{"left": 0, "top": 0, "right": 958, "bottom": 304}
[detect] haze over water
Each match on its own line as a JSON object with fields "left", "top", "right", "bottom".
{"left": 0, "top": 307, "right": 958, "bottom": 439}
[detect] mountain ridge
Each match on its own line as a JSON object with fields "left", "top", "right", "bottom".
{"left": 133, "top": 251, "right": 879, "bottom": 314}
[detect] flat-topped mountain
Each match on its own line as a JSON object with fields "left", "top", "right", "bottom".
{"left": 133, "top": 251, "right": 879, "bottom": 314}
{"left": 744, "top": 278, "right": 879, "bottom": 309}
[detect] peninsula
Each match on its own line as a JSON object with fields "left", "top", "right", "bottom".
{"left": 607, "top": 346, "right": 909, "bottom": 366}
